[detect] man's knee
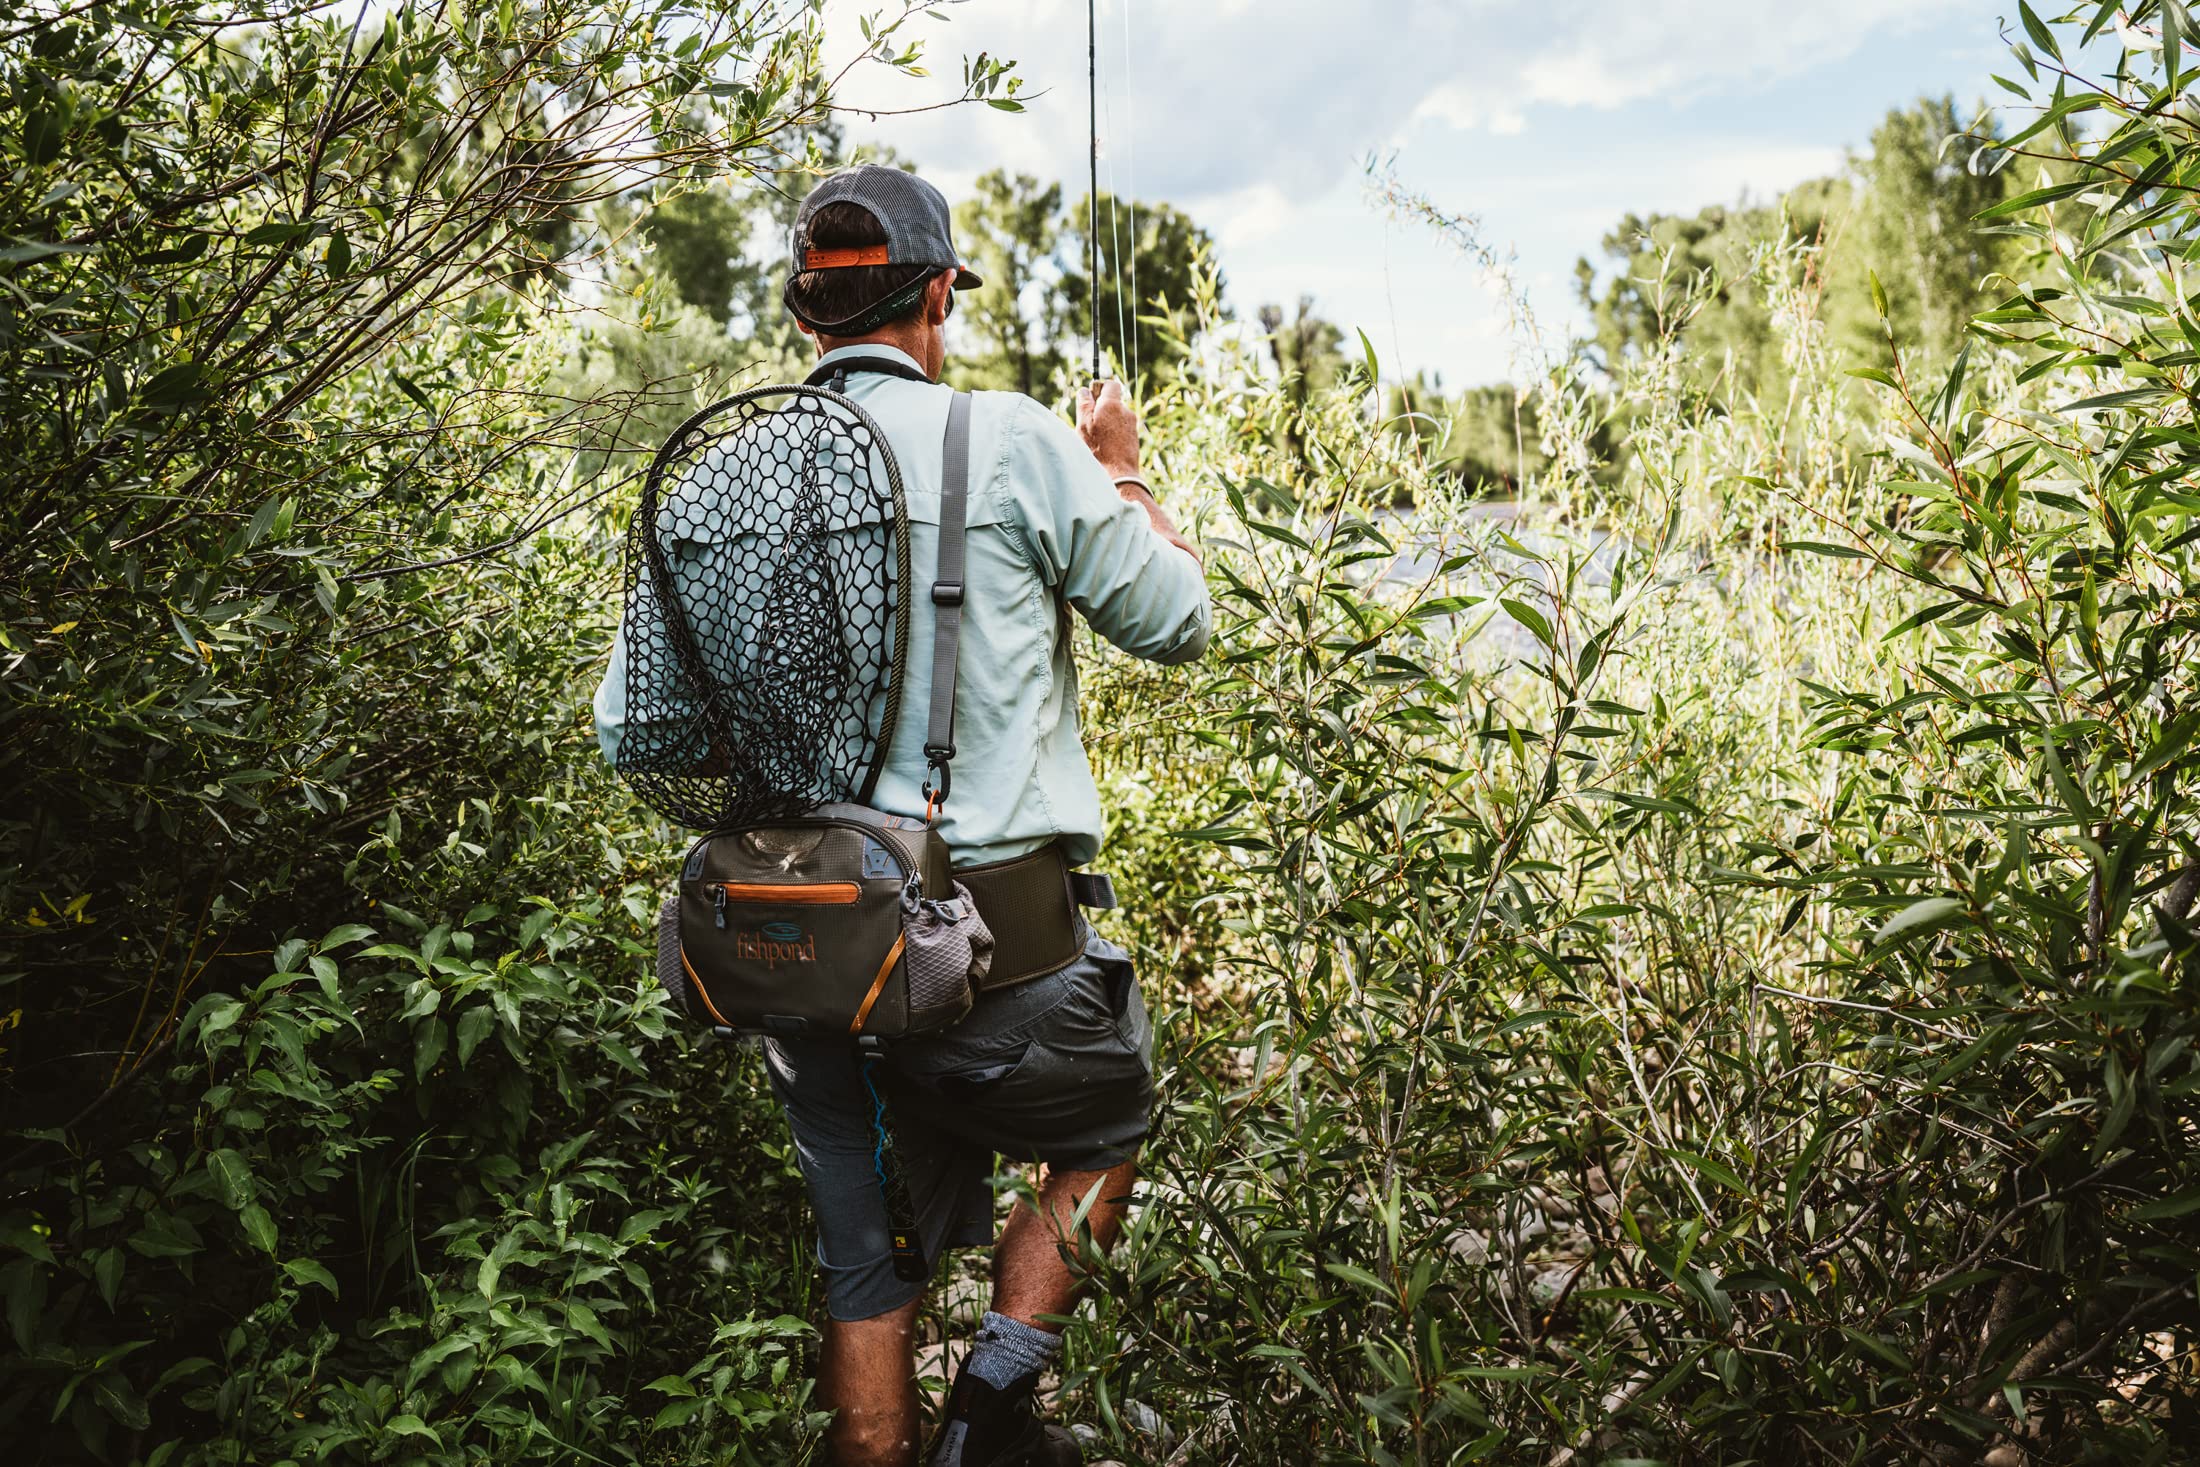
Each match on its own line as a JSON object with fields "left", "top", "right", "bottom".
{"left": 1037, "top": 1156, "right": 1140, "bottom": 1225}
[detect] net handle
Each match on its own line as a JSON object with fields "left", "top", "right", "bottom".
{"left": 636, "top": 382, "right": 914, "bottom": 813}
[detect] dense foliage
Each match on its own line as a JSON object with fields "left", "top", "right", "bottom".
{"left": 1067, "top": 10, "right": 2200, "bottom": 1458}
{"left": 5, "top": 1, "right": 2197, "bottom": 1464}
{"left": 0, "top": 2, "right": 1007, "bottom": 1460}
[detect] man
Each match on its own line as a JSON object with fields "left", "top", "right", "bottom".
{"left": 594, "top": 165, "right": 1208, "bottom": 1467}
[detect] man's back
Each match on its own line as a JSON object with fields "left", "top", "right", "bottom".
{"left": 599, "top": 340, "right": 1208, "bottom": 866}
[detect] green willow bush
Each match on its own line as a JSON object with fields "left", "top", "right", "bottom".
{"left": 0, "top": 1, "right": 1014, "bottom": 1461}
{"left": 1062, "top": 6, "right": 2196, "bottom": 1462}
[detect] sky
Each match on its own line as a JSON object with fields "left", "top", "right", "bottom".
{"left": 823, "top": 0, "right": 2026, "bottom": 387}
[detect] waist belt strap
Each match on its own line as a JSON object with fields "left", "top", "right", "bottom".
{"left": 958, "top": 844, "right": 1115, "bottom": 989}
{"left": 1070, "top": 871, "right": 1117, "bottom": 910}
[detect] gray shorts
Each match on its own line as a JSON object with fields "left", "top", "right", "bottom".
{"left": 761, "top": 928, "right": 1154, "bottom": 1321}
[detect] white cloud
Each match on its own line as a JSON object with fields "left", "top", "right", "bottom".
{"left": 830, "top": 0, "right": 1972, "bottom": 201}
{"left": 815, "top": 0, "right": 2007, "bottom": 384}
{"left": 1510, "top": 0, "right": 1971, "bottom": 109}
{"left": 1408, "top": 86, "right": 1528, "bottom": 136}
{"left": 1412, "top": 83, "right": 1483, "bottom": 132}
{"left": 1202, "top": 183, "right": 1296, "bottom": 249}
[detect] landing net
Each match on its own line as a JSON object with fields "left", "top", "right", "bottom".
{"left": 615, "top": 384, "right": 911, "bottom": 830}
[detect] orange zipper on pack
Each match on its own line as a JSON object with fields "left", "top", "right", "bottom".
{"left": 714, "top": 881, "right": 861, "bottom": 905}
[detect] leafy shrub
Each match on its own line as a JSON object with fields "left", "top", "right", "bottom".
{"left": 6, "top": 878, "right": 823, "bottom": 1463}
{"left": 1059, "top": 8, "right": 2197, "bottom": 1462}
{"left": 0, "top": 2, "right": 1008, "bottom": 1461}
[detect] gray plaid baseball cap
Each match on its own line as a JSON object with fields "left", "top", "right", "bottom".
{"left": 790, "top": 165, "right": 982, "bottom": 290}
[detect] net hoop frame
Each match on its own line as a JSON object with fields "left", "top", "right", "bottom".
{"left": 635, "top": 381, "right": 914, "bottom": 827}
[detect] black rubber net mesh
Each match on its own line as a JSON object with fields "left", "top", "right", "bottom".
{"left": 615, "top": 385, "right": 910, "bottom": 830}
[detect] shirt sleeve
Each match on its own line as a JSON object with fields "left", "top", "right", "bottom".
{"left": 592, "top": 624, "right": 630, "bottom": 767}
{"left": 1002, "top": 397, "right": 1210, "bottom": 665}
{"left": 593, "top": 566, "right": 711, "bottom": 773}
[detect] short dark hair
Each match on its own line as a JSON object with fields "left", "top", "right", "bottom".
{"left": 784, "top": 200, "right": 937, "bottom": 333}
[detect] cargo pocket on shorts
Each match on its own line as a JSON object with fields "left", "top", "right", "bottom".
{"left": 932, "top": 1043, "right": 1031, "bottom": 1103}
{"left": 1066, "top": 936, "right": 1146, "bottom": 1056}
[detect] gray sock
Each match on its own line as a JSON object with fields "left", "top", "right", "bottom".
{"left": 963, "top": 1309, "right": 1061, "bottom": 1389}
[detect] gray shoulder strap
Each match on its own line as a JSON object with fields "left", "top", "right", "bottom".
{"left": 922, "top": 391, "right": 973, "bottom": 805}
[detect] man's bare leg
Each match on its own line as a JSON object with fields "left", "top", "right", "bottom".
{"left": 991, "top": 1157, "right": 1138, "bottom": 1326}
{"left": 920, "top": 1160, "right": 1139, "bottom": 1466}
{"left": 820, "top": 1295, "right": 924, "bottom": 1467}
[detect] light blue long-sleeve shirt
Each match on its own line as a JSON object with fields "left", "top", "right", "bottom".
{"left": 594, "top": 343, "right": 1210, "bottom": 867}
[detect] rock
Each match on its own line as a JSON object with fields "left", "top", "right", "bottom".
{"left": 1529, "top": 1264, "right": 1578, "bottom": 1306}
{"left": 1446, "top": 1229, "right": 1492, "bottom": 1265}
{"left": 1123, "top": 1398, "right": 1174, "bottom": 1449}
{"left": 1497, "top": 1208, "right": 1551, "bottom": 1251}
{"left": 1527, "top": 1185, "right": 1578, "bottom": 1221}
{"left": 939, "top": 1272, "right": 989, "bottom": 1331}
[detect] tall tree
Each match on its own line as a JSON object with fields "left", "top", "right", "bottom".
{"left": 1574, "top": 96, "right": 2013, "bottom": 401}
{"left": 951, "top": 169, "right": 1069, "bottom": 395}
{"left": 638, "top": 181, "right": 757, "bottom": 325}
{"left": 1385, "top": 375, "right": 1553, "bottom": 497}
{"left": 1259, "top": 295, "right": 1346, "bottom": 469}
{"left": 1063, "top": 193, "right": 1223, "bottom": 383}
{"left": 1837, "top": 94, "right": 2016, "bottom": 362}
{"left": 1575, "top": 187, "right": 1841, "bottom": 390}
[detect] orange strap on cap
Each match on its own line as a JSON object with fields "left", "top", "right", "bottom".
{"left": 804, "top": 245, "right": 891, "bottom": 269}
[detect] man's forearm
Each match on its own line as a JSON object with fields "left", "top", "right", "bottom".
{"left": 1079, "top": 378, "right": 1198, "bottom": 564}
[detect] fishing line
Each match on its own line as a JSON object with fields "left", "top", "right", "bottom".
{"left": 1087, "top": 0, "right": 1102, "bottom": 381}
{"left": 1120, "top": 0, "right": 1139, "bottom": 385}
{"left": 1100, "top": 7, "right": 1127, "bottom": 380}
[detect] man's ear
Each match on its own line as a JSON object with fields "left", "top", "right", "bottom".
{"left": 926, "top": 273, "right": 955, "bottom": 326}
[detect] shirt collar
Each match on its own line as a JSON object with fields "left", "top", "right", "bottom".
{"left": 815, "top": 342, "right": 927, "bottom": 378}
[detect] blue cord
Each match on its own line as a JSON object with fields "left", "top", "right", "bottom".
{"left": 862, "top": 1054, "right": 891, "bottom": 1189}
{"left": 861, "top": 1052, "right": 930, "bottom": 1283}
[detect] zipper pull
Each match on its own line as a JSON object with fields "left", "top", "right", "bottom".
{"left": 712, "top": 885, "right": 727, "bottom": 929}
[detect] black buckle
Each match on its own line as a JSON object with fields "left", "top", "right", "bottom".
{"left": 921, "top": 753, "right": 953, "bottom": 808}
{"left": 931, "top": 581, "right": 964, "bottom": 607}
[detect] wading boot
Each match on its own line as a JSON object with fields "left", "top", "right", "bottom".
{"left": 926, "top": 1362, "right": 1082, "bottom": 1467}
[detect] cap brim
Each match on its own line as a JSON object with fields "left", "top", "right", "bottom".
{"left": 951, "top": 266, "right": 982, "bottom": 290}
